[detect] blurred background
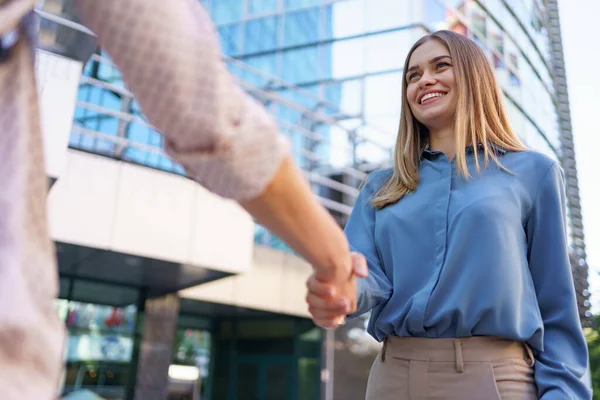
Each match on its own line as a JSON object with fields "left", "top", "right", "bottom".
{"left": 33, "top": 0, "right": 599, "bottom": 399}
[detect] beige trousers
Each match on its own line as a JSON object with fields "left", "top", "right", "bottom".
{"left": 366, "top": 336, "right": 538, "bottom": 400}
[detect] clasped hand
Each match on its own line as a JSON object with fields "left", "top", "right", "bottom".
{"left": 306, "top": 252, "right": 368, "bottom": 329}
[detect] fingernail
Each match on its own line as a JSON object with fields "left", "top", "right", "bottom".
{"left": 359, "top": 259, "right": 368, "bottom": 275}
{"left": 352, "top": 253, "right": 368, "bottom": 276}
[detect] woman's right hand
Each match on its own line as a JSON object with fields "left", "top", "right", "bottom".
{"left": 306, "top": 252, "right": 368, "bottom": 328}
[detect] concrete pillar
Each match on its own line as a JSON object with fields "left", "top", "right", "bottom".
{"left": 134, "top": 294, "right": 180, "bottom": 400}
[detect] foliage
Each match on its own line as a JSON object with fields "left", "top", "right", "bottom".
{"left": 585, "top": 316, "right": 600, "bottom": 399}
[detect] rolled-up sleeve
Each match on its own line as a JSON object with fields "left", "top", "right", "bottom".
{"left": 345, "top": 174, "right": 392, "bottom": 319}
{"left": 526, "top": 162, "right": 591, "bottom": 400}
{"left": 73, "top": 0, "right": 288, "bottom": 202}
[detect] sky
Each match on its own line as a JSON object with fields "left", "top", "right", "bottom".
{"left": 559, "top": 0, "right": 600, "bottom": 311}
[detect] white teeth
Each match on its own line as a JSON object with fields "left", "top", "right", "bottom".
{"left": 420, "top": 92, "right": 445, "bottom": 104}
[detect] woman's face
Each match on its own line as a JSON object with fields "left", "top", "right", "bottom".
{"left": 405, "top": 39, "right": 458, "bottom": 131}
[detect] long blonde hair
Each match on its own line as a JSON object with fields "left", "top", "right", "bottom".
{"left": 371, "top": 30, "right": 527, "bottom": 209}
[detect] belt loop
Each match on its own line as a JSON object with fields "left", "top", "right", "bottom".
{"left": 381, "top": 337, "right": 388, "bottom": 363}
{"left": 523, "top": 343, "right": 536, "bottom": 367}
{"left": 453, "top": 339, "right": 464, "bottom": 373}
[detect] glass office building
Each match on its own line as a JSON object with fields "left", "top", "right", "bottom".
{"left": 37, "top": 0, "right": 588, "bottom": 398}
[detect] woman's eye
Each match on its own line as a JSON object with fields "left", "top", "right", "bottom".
{"left": 437, "top": 62, "right": 450, "bottom": 69}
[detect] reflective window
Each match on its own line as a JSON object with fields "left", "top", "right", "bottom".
{"left": 364, "top": 31, "right": 413, "bottom": 74}
{"left": 282, "top": 47, "right": 319, "bottom": 84}
{"left": 366, "top": 0, "right": 420, "bottom": 31}
{"left": 329, "top": 37, "right": 365, "bottom": 79}
{"left": 248, "top": 0, "right": 278, "bottom": 15}
{"left": 318, "top": 43, "right": 333, "bottom": 80}
{"left": 211, "top": 0, "right": 242, "bottom": 24}
{"left": 284, "top": 8, "right": 320, "bottom": 46}
{"left": 424, "top": 0, "right": 450, "bottom": 31}
{"left": 324, "top": 79, "right": 363, "bottom": 116}
{"left": 364, "top": 72, "right": 402, "bottom": 118}
{"left": 218, "top": 24, "right": 240, "bottom": 55}
{"left": 330, "top": 0, "right": 366, "bottom": 39}
{"left": 284, "top": 0, "right": 321, "bottom": 9}
{"left": 244, "top": 54, "right": 278, "bottom": 85}
{"left": 469, "top": 1, "right": 487, "bottom": 39}
{"left": 245, "top": 16, "right": 280, "bottom": 53}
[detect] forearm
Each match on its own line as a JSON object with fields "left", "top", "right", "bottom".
{"left": 241, "top": 156, "right": 352, "bottom": 282}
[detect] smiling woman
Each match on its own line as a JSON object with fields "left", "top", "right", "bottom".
{"left": 305, "top": 30, "right": 591, "bottom": 400}
{"left": 372, "top": 30, "right": 528, "bottom": 209}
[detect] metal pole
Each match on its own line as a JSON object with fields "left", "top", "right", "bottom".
{"left": 320, "top": 328, "right": 335, "bottom": 400}
{"left": 125, "top": 288, "right": 147, "bottom": 400}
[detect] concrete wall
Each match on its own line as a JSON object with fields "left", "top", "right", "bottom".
{"left": 48, "top": 149, "right": 255, "bottom": 275}
{"left": 180, "top": 246, "right": 313, "bottom": 318}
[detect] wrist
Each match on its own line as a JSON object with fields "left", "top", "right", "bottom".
{"left": 313, "top": 242, "right": 352, "bottom": 283}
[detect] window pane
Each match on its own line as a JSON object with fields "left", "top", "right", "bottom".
{"left": 284, "top": 8, "right": 320, "bottom": 46}
{"left": 285, "top": 0, "right": 321, "bottom": 9}
{"left": 245, "top": 16, "right": 279, "bottom": 53}
{"left": 364, "top": 31, "right": 413, "bottom": 74}
{"left": 366, "top": 0, "right": 420, "bottom": 31}
{"left": 330, "top": 38, "right": 365, "bottom": 79}
{"left": 330, "top": 0, "right": 366, "bottom": 39}
{"left": 282, "top": 47, "right": 319, "bottom": 84}
{"left": 212, "top": 0, "right": 242, "bottom": 24}
{"left": 424, "top": 0, "right": 450, "bottom": 31}
{"left": 218, "top": 24, "right": 240, "bottom": 56}
{"left": 364, "top": 73, "right": 402, "bottom": 117}
{"left": 244, "top": 55, "right": 278, "bottom": 85}
{"left": 248, "top": 0, "right": 277, "bottom": 15}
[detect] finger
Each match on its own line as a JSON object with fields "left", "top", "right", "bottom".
{"left": 308, "top": 306, "right": 347, "bottom": 322}
{"left": 312, "top": 315, "right": 343, "bottom": 329}
{"left": 313, "top": 319, "right": 337, "bottom": 329}
{"left": 306, "top": 293, "right": 347, "bottom": 312}
{"left": 306, "top": 275, "right": 336, "bottom": 297}
{"left": 351, "top": 252, "right": 368, "bottom": 278}
{"left": 308, "top": 305, "right": 349, "bottom": 326}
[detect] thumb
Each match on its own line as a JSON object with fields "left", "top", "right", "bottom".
{"left": 351, "top": 252, "right": 368, "bottom": 278}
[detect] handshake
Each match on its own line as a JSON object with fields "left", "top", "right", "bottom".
{"left": 305, "top": 252, "right": 368, "bottom": 329}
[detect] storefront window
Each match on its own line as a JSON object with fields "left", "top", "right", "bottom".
{"left": 56, "top": 299, "right": 137, "bottom": 400}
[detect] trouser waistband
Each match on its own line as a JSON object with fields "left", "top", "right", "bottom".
{"left": 380, "top": 336, "right": 535, "bottom": 373}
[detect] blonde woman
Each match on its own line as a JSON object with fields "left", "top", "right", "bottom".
{"left": 305, "top": 31, "right": 589, "bottom": 399}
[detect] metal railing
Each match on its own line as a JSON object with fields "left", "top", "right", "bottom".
{"left": 73, "top": 54, "right": 391, "bottom": 195}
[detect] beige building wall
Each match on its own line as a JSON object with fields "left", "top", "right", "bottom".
{"left": 180, "top": 246, "right": 313, "bottom": 318}
{"left": 48, "top": 149, "right": 255, "bottom": 275}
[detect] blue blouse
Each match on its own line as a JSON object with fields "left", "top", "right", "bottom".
{"left": 345, "top": 147, "right": 590, "bottom": 399}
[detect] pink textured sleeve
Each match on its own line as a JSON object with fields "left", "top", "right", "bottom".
{"left": 73, "top": 0, "right": 289, "bottom": 201}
